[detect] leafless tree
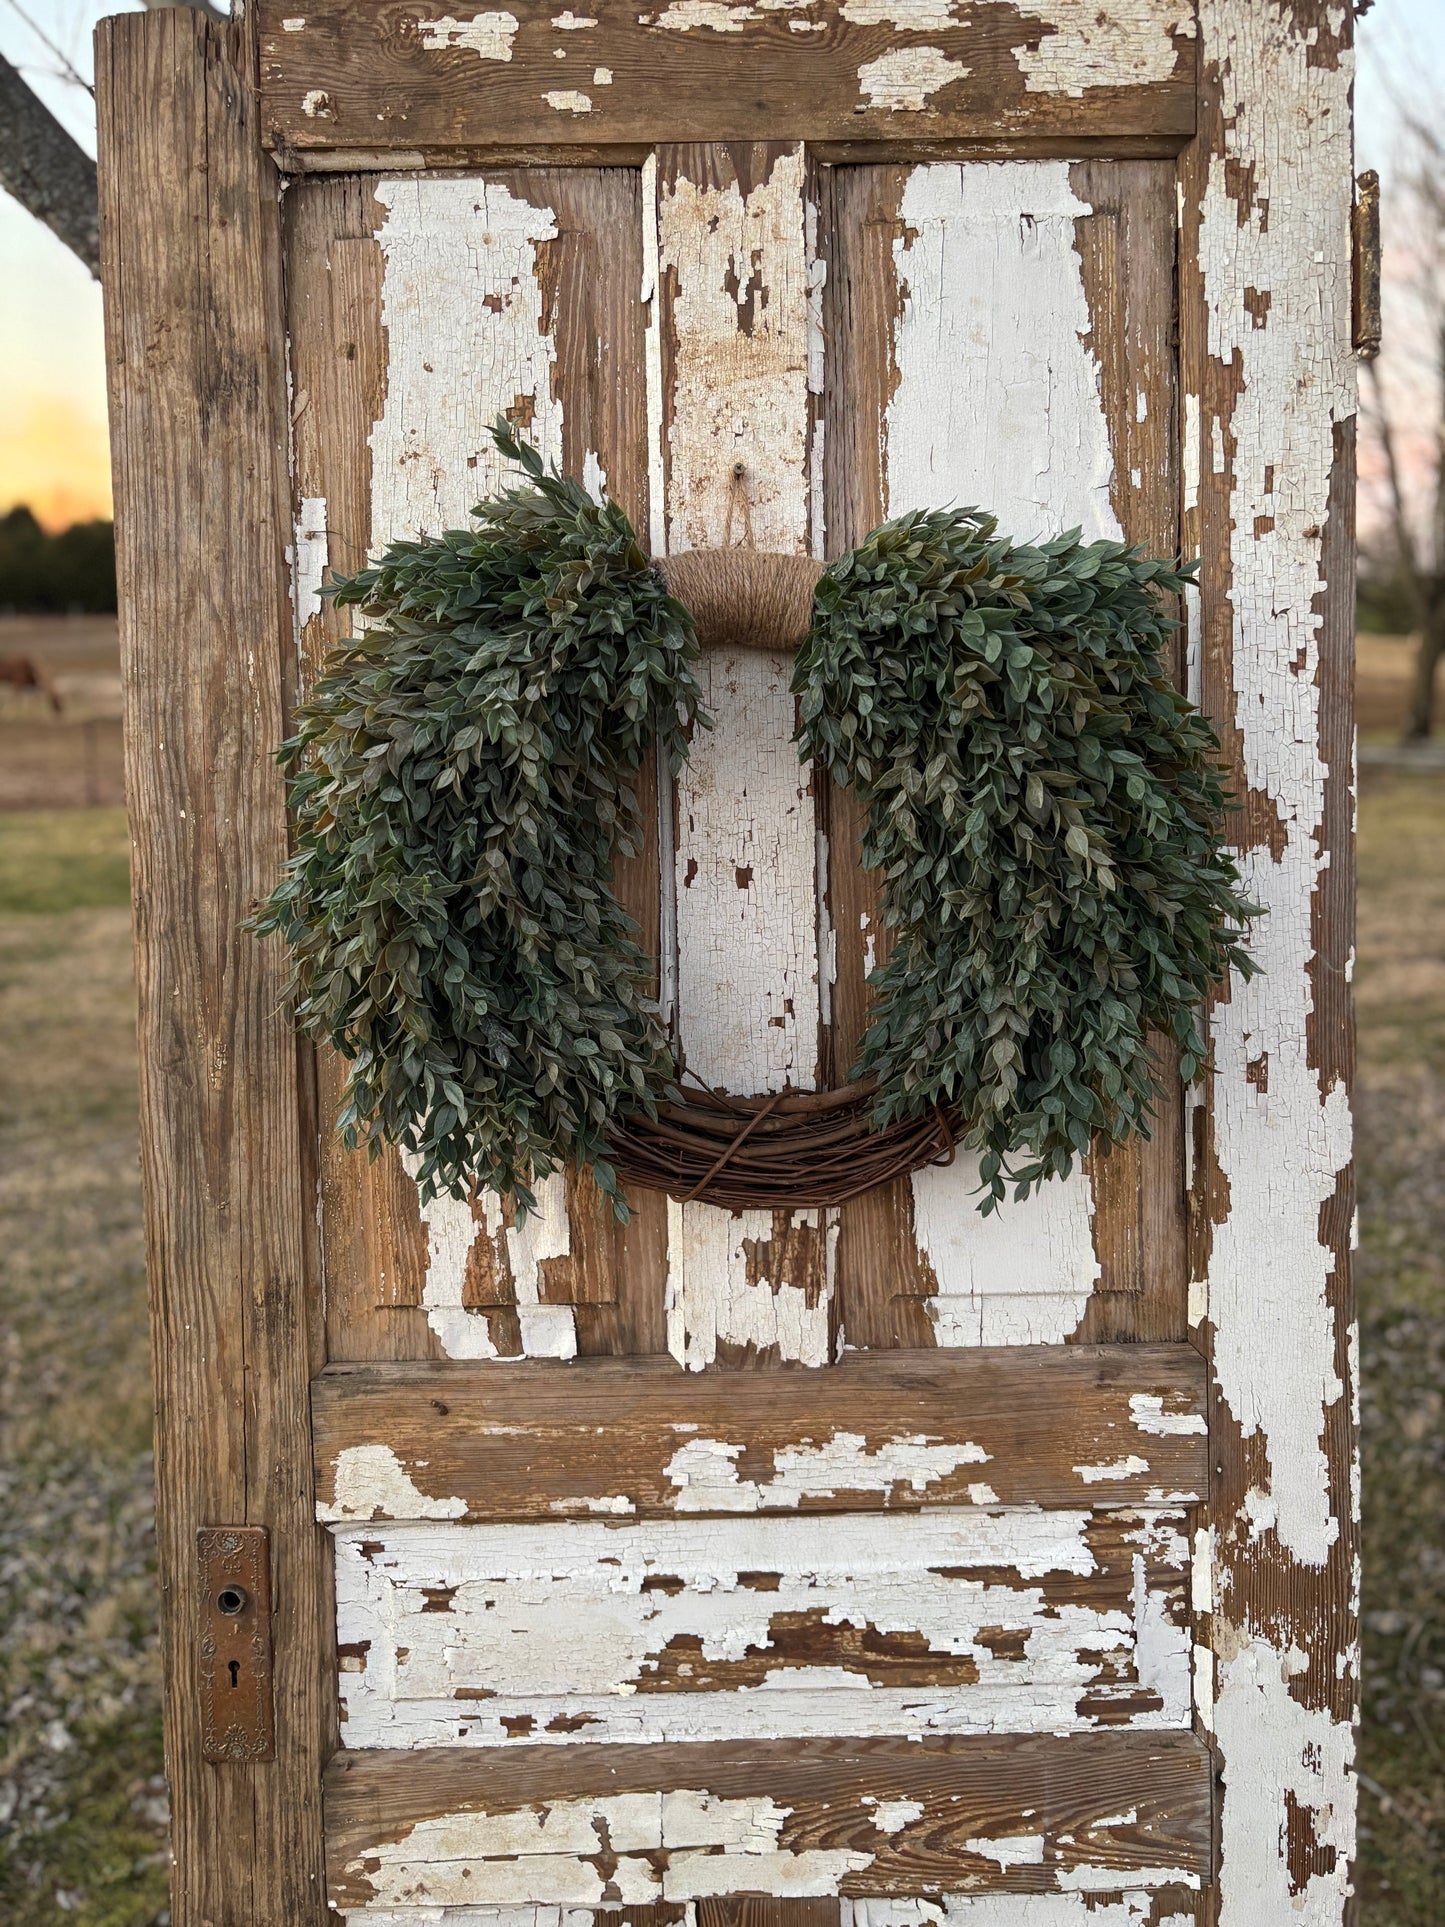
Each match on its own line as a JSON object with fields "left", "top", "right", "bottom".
{"left": 1361, "top": 98, "right": 1445, "bottom": 740}
{"left": 0, "top": 1, "right": 222, "bottom": 281}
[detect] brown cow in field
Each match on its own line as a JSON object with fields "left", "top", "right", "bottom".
{"left": 0, "top": 655, "right": 62, "bottom": 712}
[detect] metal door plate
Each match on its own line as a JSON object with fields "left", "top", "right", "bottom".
{"left": 198, "top": 1526, "right": 275, "bottom": 1762}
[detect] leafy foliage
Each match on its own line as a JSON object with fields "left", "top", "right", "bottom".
{"left": 258, "top": 434, "right": 1256, "bottom": 1219}
{"left": 795, "top": 508, "right": 1257, "bottom": 1210}
{"left": 253, "top": 423, "right": 703, "bottom": 1212}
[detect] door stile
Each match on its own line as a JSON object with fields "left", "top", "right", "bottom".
{"left": 95, "top": 10, "right": 330, "bottom": 1925}
{"left": 1179, "top": 4, "right": 1359, "bottom": 1921}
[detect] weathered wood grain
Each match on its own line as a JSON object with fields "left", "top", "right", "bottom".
{"left": 332, "top": 1507, "right": 1191, "bottom": 1748}
{"left": 286, "top": 168, "right": 668, "bottom": 1359}
{"left": 311, "top": 1344, "right": 1208, "bottom": 1521}
{"left": 324, "top": 1733, "right": 1213, "bottom": 1909}
{"left": 1179, "top": 4, "right": 1359, "bottom": 1921}
{"left": 654, "top": 142, "right": 834, "bottom": 1371}
{"left": 825, "top": 158, "right": 1185, "bottom": 1352}
{"left": 256, "top": 2, "right": 1197, "bottom": 158}
{"left": 96, "top": 9, "right": 328, "bottom": 1922}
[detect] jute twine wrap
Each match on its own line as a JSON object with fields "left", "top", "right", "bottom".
{"left": 607, "top": 545, "right": 960, "bottom": 1212}
{"left": 660, "top": 549, "right": 825, "bottom": 653}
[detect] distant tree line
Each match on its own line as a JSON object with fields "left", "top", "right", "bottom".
{"left": 0, "top": 505, "right": 116, "bottom": 614}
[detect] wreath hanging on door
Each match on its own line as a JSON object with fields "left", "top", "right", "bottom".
{"left": 254, "top": 424, "right": 1257, "bottom": 1218}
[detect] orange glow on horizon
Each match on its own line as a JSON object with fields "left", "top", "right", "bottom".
{"left": 0, "top": 390, "right": 113, "bottom": 531}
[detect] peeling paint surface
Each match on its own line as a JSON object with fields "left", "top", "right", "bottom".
{"left": 370, "top": 177, "right": 561, "bottom": 541}
{"left": 664, "top": 1428, "right": 989, "bottom": 1511}
{"left": 665, "top": 1201, "right": 834, "bottom": 1370}
{"left": 413, "top": 1169, "right": 577, "bottom": 1361}
{"left": 654, "top": 143, "right": 834, "bottom": 1367}
{"left": 883, "top": 160, "right": 1125, "bottom": 1339}
{"left": 1189, "top": 5, "right": 1359, "bottom": 1923}
{"left": 856, "top": 47, "right": 971, "bottom": 110}
{"left": 1009, "top": 2, "right": 1193, "bottom": 97}
{"left": 365, "top": 177, "right": 580, "bottom": 1363}
{"left": 417, "top": 13, "right": 520, "bottom": 59}
{"left": 343, "top": 1790, "right": 874, "bottom": 1909}
{"left": 332, "top": 1509, "right": 1190, "bottom": 1748}
{"left": 290, "top": 493, "right": 328, "bottom": 632}
{"left": 324, "top": 1446, "right": 467, "bottom": 1524}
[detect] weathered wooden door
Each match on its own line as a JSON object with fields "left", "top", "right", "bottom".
{"left": 98, "top": 6, "right": 1359, "bottom": 1925}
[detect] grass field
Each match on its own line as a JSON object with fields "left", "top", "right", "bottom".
{"left": 0, "top": 678, "right": 1441, "bottom": 1919}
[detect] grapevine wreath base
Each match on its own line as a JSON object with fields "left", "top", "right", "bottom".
{"left": 255, "top": 424, "right": 1257, "bottom": 1220}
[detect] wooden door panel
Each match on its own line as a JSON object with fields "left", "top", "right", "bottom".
{"left": 325, "top": 1735, "right": 1213, "bottom": 1912}
{"left": 285, "top": 168, "right": 670, "bottom": 1364}
{"left": 311, "top": 1348, "right": 1209, "bottom": 1523}
{"left": 332, "top": 1506, "right": 1190, "bottom": 1749}
{"left": 825, "top": 160, "right": 1185, "bottom": 1352}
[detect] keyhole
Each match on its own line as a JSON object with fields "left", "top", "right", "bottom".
{"left": 228, "top": 1659, "right": 241, "bottom": 1689}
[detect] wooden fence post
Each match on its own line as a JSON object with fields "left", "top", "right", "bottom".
{"left": 95, "top": 10, "right": 329, "bottom": 1921}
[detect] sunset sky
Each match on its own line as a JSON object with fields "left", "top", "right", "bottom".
{"left": 1, "top": 0, "right": 1442, "bottom": 534}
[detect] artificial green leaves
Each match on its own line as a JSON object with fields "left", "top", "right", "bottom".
{"left": 253, "top": 423, "right": 703, "bottom": 1212}
{"left": 795, "top": 508, "right": 1257, "bottom": 1209}
{"left": 257, "top": 431, "right": 1256, "bottom": 1218}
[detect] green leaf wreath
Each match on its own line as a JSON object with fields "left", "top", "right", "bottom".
{"left": 255, "top": 423, "right": 1257, "bottom": 1215}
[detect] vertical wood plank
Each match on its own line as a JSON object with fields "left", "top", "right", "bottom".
{"left": 96, "top": 11, "right": 328, "bottom": 1922}
{"left": 287, "top": 169, "right": 663, "bottom": 1359}
{"left": 829, "top": 160, "right": 1186, "bottom": 1353}
{"left": 1181, "top": 4, "right": 1358, "bottom": 1921}
{"left": 1067, "top": 157, "right": 1187, "bottom": 1341}
{"left": 653, "top": 142, "right": 835, "bottom": 1370}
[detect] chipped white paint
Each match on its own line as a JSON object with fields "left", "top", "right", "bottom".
{"left": 659, "top": 142, "right": 817, "bottom": 1087}
{"left": 847, "top": 1902, "right": 1191, "bottom": 1927}
{"left": 1009, "top": 2, "right": 1193, "bottom": 97}
{"left": 543, "top": 89, "right": 592, "bottom": 111}
{"left": 1130, "top": 1394, "right": 1207, "bottom": 1437}
{"left": 962, "top": 1836, "right": 1045, "bottom": 1870}
{"left": 664, "top": 1427, "right": 989, "bottom": 1510}
{"left": 301, "top": 87, "right": 333, "bottom": 118}
{"left": 885, "top": 161, "right": 1121, "bottom": 1336}
{"left": 665, "top": 1201, "right": 834, "bottom": 1370}
{"left": 332, "top": 1509, "right": 1190, "bottom": 1747}
{"left": 1073, "top": 1457, "right": 1148, "bottom": 1486}
{"left": 363, "top": 177, "right": 588, "bottom": 1361}
{"left": 593, "top": 65, "right": 613, "bottom": 81}
{"left": 1192, "top": 5, "right": 1358, "bottom": 1922}
{"left": 856, "top": 47, "right": 970, "bottom": 110}
{"left": 344, "top": 1789, "right": 872, "bottom": 1909}
{"left": 912, "top": 1153, "right": 1101, "bottom": 1348}
{"left": 551, "top": 10, "right": 597, "bottom": 23}
{"left": 647, "top": 0, "right": 769, "bottom": 27}
{"left": 1198, "top": 1, "right": 1353, "bottom": 1576}
{"left": 281, "top": 14, "right": 305, "bottom": 27}
{"left": 869, "top": 1799, "right": 926, "bottom": 1834}
{"left": 841, "top": 0, "right": 957, "bottom": 25}
{"left": 290, "top": 494, "right": 328, "bottom": 631}
{"left": 654, "top": 142, "right": 834, "bottom": 1365}
{"left": 671, "top": 646, "right": 819, "bottom": 1093}
{"left": 322, "top": 1446, "right": 467, "bottom": 1524}
{"left": 417, "top": 12, "right": 519, "bottom": 59}
{"left": 887, "top": 164, "right": 1121, "bottom": 546}
{"left": 370, "top": 177, "right": 561, "bottom": 539}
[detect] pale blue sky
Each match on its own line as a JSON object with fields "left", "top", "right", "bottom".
{"left": 0, "top": 0, "right": 1440, "bottom": 525}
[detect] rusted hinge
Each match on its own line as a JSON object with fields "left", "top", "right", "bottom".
{"left": 198, "top": 1526, "right": 275, "bottom": 1763}
{"left": 1353, "top": 170, "right": 1382, "bottom": 361}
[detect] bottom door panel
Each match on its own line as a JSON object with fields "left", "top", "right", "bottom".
{"left": 326, "top": 1734, "right": 1212, "bottom": 1914}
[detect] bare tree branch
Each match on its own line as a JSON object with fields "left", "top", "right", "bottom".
{"left": 0, "top": 51, "right": 97, "bottom": 277}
